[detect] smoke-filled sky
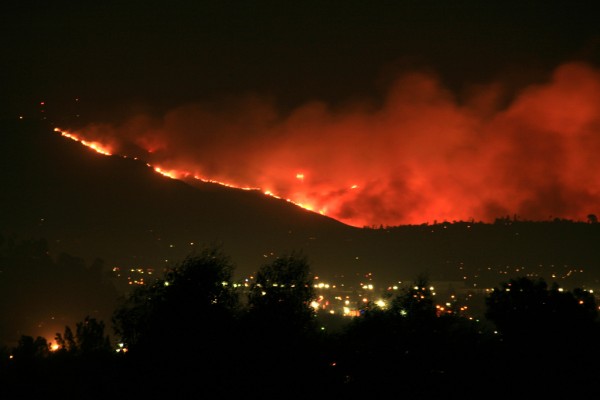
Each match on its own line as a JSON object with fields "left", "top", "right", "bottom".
{"left": 3, "top": 1, "right": 600, "bottom": 227}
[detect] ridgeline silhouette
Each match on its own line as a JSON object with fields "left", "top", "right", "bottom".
{"left": 2, "top": 119, "right": 600, "bottom": 286}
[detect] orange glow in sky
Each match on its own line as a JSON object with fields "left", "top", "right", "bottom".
{"left": 55, "top": 62, "right": 600, "bottom": 227}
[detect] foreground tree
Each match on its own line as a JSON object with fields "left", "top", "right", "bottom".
{"left": 3, "top": 319, "right": 115, "bottom": 398}
{"left": 112, "top": 246, "right": 239, "bottom": 351}
{"left": 485, "top": 276, "right": 598, "bottom": 341}
{"left": 247, "top": 251, "right": 317, "bottom": 334}
{"left": 55, "top": 316, "right": 112, "bottom": 355}
{"left": 111, "top": 246, "right": 240, "bottom": 396}
{"left": 333, "top": 274, "right": 493, "bottom": 397}
{"left": 390, "top": 273, "right": 437, "bottom": 322}
{"left": 484, "top": 276, "right": 600, "bottom": 395}
{"left": 11, "top": 335, "right": 50, "bottom": 362}
{"left": 241, "top": 251, "right": 326, "bottom": 394}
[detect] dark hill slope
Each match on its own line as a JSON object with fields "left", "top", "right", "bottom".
{"left": 2, "top": 119, "right": 600, "bottom": 288}
{"left": 0, "top": 119, "right": 357, "bottom": 278}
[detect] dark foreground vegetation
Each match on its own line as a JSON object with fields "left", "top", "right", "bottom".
{"left": 1, "top": 245, "right": 599, "bottom": 398}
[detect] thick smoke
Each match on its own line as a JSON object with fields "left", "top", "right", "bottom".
{"left": 78, "top": 62, "right": 600, "bottom": 227}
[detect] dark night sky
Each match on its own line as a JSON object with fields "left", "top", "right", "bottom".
{"left": 2, "top": 1, "right": 600, "bottom": 227}
{"left": 2, "top": 1, "right": 599, "bottom": 122}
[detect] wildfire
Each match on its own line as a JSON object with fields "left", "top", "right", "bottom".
{"left": 54, "top": 128, "right": 112, "bottom": 156}
{"left": 53, "top": 127, "right": 327, "bottom": 217}
{"left": 154, "top": 167, "right": 186, "bottom": 179}
{"left": 53, "top": 62, "right": 600, "bottom": 227}
{"left": 192, "top": 175, "right": 260, "bottom": 191}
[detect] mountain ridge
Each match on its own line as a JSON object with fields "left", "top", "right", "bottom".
{"left": 1, "top": 119, "right": 358, "bottom": 279}
{"left": 2, "top": 118, "right": 600, "bottom": 287}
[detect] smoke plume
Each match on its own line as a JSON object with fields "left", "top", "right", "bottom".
{"left": 76, "top": 62, "right": 600, "bottom": 227}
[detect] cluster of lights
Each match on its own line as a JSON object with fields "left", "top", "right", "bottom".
{"left": 115, "top": 343, "right": 128, "bottom": 353}
{"left": 111, "top": 266, "right": 155, "bottom": 286}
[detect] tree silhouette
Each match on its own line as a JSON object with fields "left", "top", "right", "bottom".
{"left": 247, "top": 251, "right": 316, "bottom": 333}
{"left": 390, "top": 273, "right": 437, "bottom": 322}
{"left": 3, "top": 239, "right": 600, "bottom": 397}
{"left": 12, "top": 335, "right": 50, "bottom": 361}
{"left": 112, "top": 246, "right": 239, "bottom": 352}
{"left": 111, "top": 245, "right": 240, "bottom": 396}
{"left": 241, "top": 251, "right": 325, "bottom": 395}
{"left": 485, "top": 276, "right": 598, "bottom": 341}
{"left": 334, "top": 273, "right": 492, "bottom": 397}
{"left": 55, "top": 326, "right": 76, "bottom": 353}
{"left": 55, "top": 316, "right": 111, "bottom": 355}
{"left": 484, "top": 276, "right": 600, "bottom": 395}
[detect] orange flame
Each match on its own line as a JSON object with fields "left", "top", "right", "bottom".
{"left": 56, "top": 63, "right": 600, "bottom": 227}
{"left": 54, "top": 127, "right": 324, "bottom": 216}
{"left": 54, "top": 128, "right": 112, "bottom": 156}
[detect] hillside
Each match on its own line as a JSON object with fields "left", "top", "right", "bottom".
{"left": 2, "top": 118, "right": 600, "bottom": 288}
{"left": 0, "top": 119, "right": 356, "bottom": 279}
